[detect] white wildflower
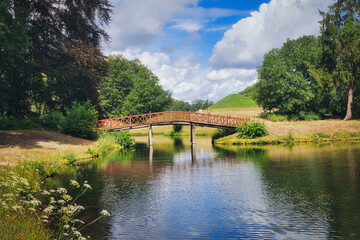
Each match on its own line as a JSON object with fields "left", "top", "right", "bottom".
{"left": 12, "top": 205, "right": 23, "bottom": 211}
{"left": 41, "top": 190, "right": 50, "bottom": 195}
{"left": 100, "top": 210, "right": 110, "bottom": 217}
{"left": 50, "top": 189, "right": 56, "bottom": 193}
{"left": 74, "top": 219, "right": 85, "bottom": 224}
{"left": 41, "top": 215, "right": 48, "bottom": 219}
{"left": 62, "top": 194, "right": 72, "bottom": 201}
{"left": 70, "top": 180, "right": 80, "bottom": 188}
{"left": 63, "top": 233, "right": 69, "bottom": 236}
{"left": 84, "top": 183, "right": 92, "bottom": 189}
{"left": 42, "top": 219, "right": 48, "bottom": 223}
{"left": 29, "top": 199, "right": 41, "bottom": 206}
{"left": 63, "top": 224, "right": 70, "bottom": 229}
{"left": 57, "top": 187, "right": 67, "bottom": 194}
{"left": 28, "top": 207, "right": 36, "bottom": 212}
{"left": 58, "top": 200, "right": 65, "bottom": 204}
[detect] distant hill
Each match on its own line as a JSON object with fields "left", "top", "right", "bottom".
{"left": 209, "top": 93, "right": 258, "bottom": 109}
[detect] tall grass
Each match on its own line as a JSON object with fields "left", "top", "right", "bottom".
{"left": 0, "top": 161, "right": 110, "bottom": 240}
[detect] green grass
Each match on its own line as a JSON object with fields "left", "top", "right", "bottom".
{"left": 209, "top": 94, "right": 258, "bottom": 109}
{"left": 214, "top": 131, "right": 360, "bottom": 145}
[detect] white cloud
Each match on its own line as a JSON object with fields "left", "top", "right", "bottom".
{"left": 107, "top": 0, "right": 198, "bottom": 50}
{"left": 210, "top": 0, "right": 333, "bottom": 68}
{"left": 207, "top": 68, "right": 257, "bottom": 81}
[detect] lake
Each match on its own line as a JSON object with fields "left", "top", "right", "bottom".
{"left": 47, "top": 135, "right": 360, "bottom": 239}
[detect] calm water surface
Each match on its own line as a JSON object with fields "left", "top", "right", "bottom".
{"left": 48, "top": 136, "right": 360, "bottom": 239}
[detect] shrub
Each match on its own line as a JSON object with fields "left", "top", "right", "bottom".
{"left": 236, "top": 121, "right": 268, "bottom": 139}
{"left": 89, "top": 131, "right": 135, "bottom": 156}
{"left": 282, "top": 133, "right": 294, "bottom": 142}
{"left": 173, "top": 124, "right": 183, "bottom": 133}
{"left": 298, "top": 111, "right": 322, "bottom": 121}
{"left": 267, "top": 113, "right": 288, "bottom": 122}
{"left": 0, "top": 116, "right": 41, "bottom": 130}
{"left": 61, "top": 101, "right": 98, "bottom": 140}
{"left": 41, "top": 111, "right": 65, "bottom": 131}
{"left": 211, "top": 128, "right": 236, "bottom": 142}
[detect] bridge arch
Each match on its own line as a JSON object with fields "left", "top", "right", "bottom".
{"left": 97, "top": 111, "right": 249, "bottom": 145}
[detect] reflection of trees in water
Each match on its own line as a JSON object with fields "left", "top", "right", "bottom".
{"left": 213, "top": 145, "right": 269, "bottom": 164}
{"left": 256, "top": 145, "right": 360, "bottom": 239}
{"left": 172, "top": 136, "right": 185, "bottom": 152}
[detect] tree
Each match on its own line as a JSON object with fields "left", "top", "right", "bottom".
{"left": 121, "top": 68, "right": 172, "bottom": 116}
{"left": 0, "top": 0, "right": 112, "bottom": 117}
{"left": 101, "top": 54, "right": 172, "bottom": 116}
{"left": 320, "top": 0, "right": 360, "bottom": 120}
{"left": 254, "top": 36, "right": 321, "bottom": 114}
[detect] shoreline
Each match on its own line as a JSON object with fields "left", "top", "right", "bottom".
{"left": 214, "top": 131, "right": 360, "bottom": 146}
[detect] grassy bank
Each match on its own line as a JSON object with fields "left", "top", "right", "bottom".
{"left": 215, "top": 119, "right": 360, "bottom": 146}
{"left": 215, "top": 131, "right": 360, "bottom": 145}
{"left": 0, "top": 130, "right": 121, "bottom": 239}
{"left": 0, "top": 130, "right": 94, "bottom": 166}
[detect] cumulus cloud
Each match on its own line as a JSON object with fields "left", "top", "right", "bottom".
{"left": 210, "top": 0, "right": 333, "bottom": 68}
{"left": 107, "top": 0, "right": 198, "bottom": 50}
{"left": 111, "top": 49, "right": 257, "bottom": 101}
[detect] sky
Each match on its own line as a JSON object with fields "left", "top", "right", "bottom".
{"left": 102, "top": 0, "right": 333, "bottom": 102}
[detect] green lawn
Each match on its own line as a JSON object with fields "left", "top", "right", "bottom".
{"left": 209, "top": 94, "right": 258, "bottom": 109}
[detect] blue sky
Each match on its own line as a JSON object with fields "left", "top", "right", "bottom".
{"left": 103, "top": 0, "right": 333, "bottom": 102}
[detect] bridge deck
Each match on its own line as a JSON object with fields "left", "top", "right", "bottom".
{"left": 97, "top": 111, "right": 249, "bottom": 131}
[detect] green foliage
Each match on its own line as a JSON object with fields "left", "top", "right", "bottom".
{"left": 319, "top": 0, "right": 360, "bottom": 120}
{"left": 254, "top": 36, "right": 321, "bottom": 114}
{"left": 0, "top": 0, "right": 112, "bottom": 118}
{"left": 212, "top": 128, "right": 236, "bottom": 142}
{"left": 40, "top": 111, "right": 65, "bottom": 131}
{"left": 89, "top": 131, "right": 135, "bottom": 156}
{"left": 236, "top": 121, "right": 268, "bottom": 139}
{"left": 210, "top": 94, "right": 257, "bottom": 109}
{"left": 62, "top": 153, "right": 77, "bottom": 165}
{"left": 240, "top": 85, "right": 256, "bottom": 99}
{"left": 267, "top": 112, "right": 322, "bottom": 122}
{"left": 282, "top": 133, "right": 294, "bottom": 142}
{"left": 0, "top": 164, "right": 110, "bottom": 240}
{"left": 173, "top": 124, "right": 183, "bottom": 133}
{"left": 190, "top": 99, "right": 214, "bottom": 112}
{"left": 267, "top": 113, "right": 288, "bottom": 122}
{"left": 170, "top": 100, "right": 191, "bottom": 111}
{"left": 61, "top": 102, "right": 98, "bottom": 140}
{"left": 101, "top": 54, "right": 172, "bottom": 117}
{"left": 0, "top": 115, "right": 41, "bottom": 130}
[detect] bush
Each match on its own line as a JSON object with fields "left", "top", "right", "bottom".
{"left": 41, "top": 111, "right": 65, "bottom": 131}
{"left": 267, "top": 113, "right": 288, "bottom": 122}
{"left": 267, "top": 112, "right": 322, "bottom": 121}
{"left": 0, "top": 116, "right": 41, "bottom": 130}
{"left": 173, "top": 124, "right": 183, "bottom": 133}
{"left": 236, "top": 121, "right": 268, "bottom": 139}
{"left": 89, "top": 131, "right": 135, "bottom": 156}
{"left": 298, "top": 111, "right": 322, "bottom": 121}
{"left": 211, "top": 128, "right": 236, "bottom": 142}
{"left": 61, "top": 102, "right": 98, "bottom": 140}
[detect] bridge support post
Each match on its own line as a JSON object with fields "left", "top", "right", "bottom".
{"left": 190, "top": 123, "right": 196, "bottom": 145}
{"left": 148, "top": 124, "right": 153, "bottom": 146}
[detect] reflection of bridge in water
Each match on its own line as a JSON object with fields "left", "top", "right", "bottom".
{"left": 97, "top": 111, "right": 249, "bottom": 146}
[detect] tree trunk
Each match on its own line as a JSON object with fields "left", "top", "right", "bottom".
{"left": 344, "top": 78, "right": 354, "bottom": 120}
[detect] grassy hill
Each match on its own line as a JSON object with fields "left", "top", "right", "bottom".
{"left": 209, "top": 93, "right": 258, "bottom": 109}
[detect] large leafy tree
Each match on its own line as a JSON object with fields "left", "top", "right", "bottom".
{"left": 255, "top": 36, "right": 321, "bottom": 114}
{"left": 320, "top": 0, "right": 360, "bottom": 120}
{"left": 1, "top": 0, "right": 112, "bottom": 117}
{"left": 101, "top": 54, "right": 172, "bottom": 117}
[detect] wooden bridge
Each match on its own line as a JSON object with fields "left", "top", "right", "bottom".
{"left": 96, "top": 111, "right": 249, "bottom": 146}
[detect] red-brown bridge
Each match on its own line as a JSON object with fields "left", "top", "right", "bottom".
{"left": 96, "top": 111, "right": 249, "bottom": 145}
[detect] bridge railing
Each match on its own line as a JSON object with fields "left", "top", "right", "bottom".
{"left": 96, "top": 111, "right": 249, "bottom": 130}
